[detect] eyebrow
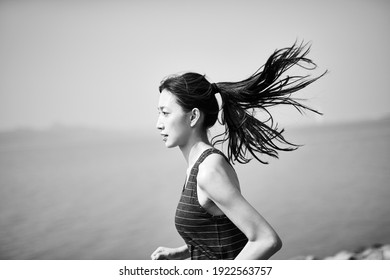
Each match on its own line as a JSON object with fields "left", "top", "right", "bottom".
{"left": 157, "top": 106, "right": 167, "bottom": 110}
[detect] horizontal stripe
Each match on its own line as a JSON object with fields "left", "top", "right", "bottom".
{"left": 175, "top": 222, "right": 219, "bottom": 228}
{"left": 176, "top": 208, "right": 207, "bottom": 215}
{"left": 175, "top": 220, "right": 247, "bottom": 235}
{"left": 197, "top": 238, "right": 249, "bottom": 249}
{"left": 176, "top": 223, "right": 243, "bottom": 232}
{"left": 191, "top": 232, "right": 247, "bottom": 242}
{"left": 177, "top": 215, "right": 230, "bottom": 224}
{"left": 175, "top": 216, "right": 211, "bottom": 222}
{"left": 177, "top": 230, "right": 220, "bottom": 235}
{"left": 218, "top": 238, "right": 249, "bottom": 248}
{"left": 177, "top": 201, "right": 202, "bottom": 208}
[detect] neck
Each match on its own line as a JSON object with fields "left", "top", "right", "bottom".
{"left": 179, "top": 130, "right": 212, "bottom": 167}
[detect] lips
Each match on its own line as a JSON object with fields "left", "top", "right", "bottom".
{"left": 161, "top": 134, "right": 168, "bottom": 141}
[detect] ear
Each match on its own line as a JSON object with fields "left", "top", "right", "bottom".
{"left": 190, "top": 108, "right": 201, "bottom": 127}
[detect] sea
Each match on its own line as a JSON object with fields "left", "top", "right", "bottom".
{"left": 1, "top": 119, "right": 389, "bottom": 260}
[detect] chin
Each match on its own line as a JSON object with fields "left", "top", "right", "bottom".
{"left": 164, "top": 141, "right": 177, "bottom": 149}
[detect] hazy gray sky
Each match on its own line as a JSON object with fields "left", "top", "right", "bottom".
{"left": 1, "top": 0, "right": 389, "bottom": 132}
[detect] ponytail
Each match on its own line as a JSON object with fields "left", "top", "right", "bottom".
{"left": 212, "top": 41, "right": 327, "bottom": 164}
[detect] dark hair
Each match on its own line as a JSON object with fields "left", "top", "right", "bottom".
{"left": 159, "top": 72, "right": 219, "bottom": 129}
{"left": 159, "top": 41, "right": 327, "bottom": 164}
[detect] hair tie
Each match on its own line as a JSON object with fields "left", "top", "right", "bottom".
{"left": 211, "top": 83, "right": 219, "bottom": 94}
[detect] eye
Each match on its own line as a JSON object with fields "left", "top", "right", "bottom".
{"left": 158, "top": 110, "right": 169, "bottom": 116}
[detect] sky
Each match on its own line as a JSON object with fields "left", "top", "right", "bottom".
{"left": 0, "top": 0, "right": 389, "bottom": 132}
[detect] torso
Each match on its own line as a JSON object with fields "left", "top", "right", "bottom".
{"left": 175, "top": 148, "right": 248, "bottom": 260}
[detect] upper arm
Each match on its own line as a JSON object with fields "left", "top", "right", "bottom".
{"left": 197, "top": 155, "right": 279, "bottom": 242}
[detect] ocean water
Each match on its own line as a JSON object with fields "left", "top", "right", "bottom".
{"left": 0, "top": 120, "right": 389, "bottom": 260}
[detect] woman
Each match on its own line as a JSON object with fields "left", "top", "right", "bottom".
{"left": 151, "top": 42, "right": 326, "bottom": 260}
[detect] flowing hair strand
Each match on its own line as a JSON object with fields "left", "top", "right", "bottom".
{"left": 212, "top": 41, "right": 327, "bottom": 164}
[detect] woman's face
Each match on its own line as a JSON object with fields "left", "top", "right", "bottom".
{"left": 156, "top": 90, "right": 192, "bottom": 148}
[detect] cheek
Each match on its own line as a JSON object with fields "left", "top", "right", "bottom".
{"left": 171, "top": 115, "right": 190, "bottom": 134}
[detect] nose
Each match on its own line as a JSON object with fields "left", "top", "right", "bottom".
{"left": 156, "top": 115, "right": 164, "bottom": 131}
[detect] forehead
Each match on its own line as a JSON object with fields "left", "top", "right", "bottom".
{"left": 158, "top": 90, "right": 180, "bottom": 109}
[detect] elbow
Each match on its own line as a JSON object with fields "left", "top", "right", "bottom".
{"left": 269, "top": 234, "right": 282, "bottom": 254}
{"left": 258, "top": 233, "right": 283, "bottom": 257}
{"left": 246, "top": 232, "right": 282, "bottom": 259}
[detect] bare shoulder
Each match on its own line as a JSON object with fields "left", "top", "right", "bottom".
{"left": 197, "top": 152, "right": 240, "bottom": 194}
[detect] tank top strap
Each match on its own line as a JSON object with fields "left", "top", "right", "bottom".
{"left": 193, "top": 148, "right": 228, "bottom": 170}
{"left": 185, "top": 148, "right": 229, "bottom": 191}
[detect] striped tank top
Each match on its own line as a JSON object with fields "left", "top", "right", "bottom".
{"left": 175, "top": 148, "right": 248, "bottom": 260}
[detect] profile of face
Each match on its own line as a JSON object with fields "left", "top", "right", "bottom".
{"left": 156, "top": 90, "right": 192, "bottom": 148}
